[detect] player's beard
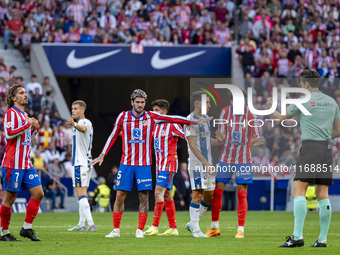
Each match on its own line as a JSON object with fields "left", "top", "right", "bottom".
{"left": 134, "top": 105, "right": 144, "bottom": 114}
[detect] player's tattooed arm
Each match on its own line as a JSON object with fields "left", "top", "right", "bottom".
{"left": 138, "top": 191, "right": 149, "bottom": 213}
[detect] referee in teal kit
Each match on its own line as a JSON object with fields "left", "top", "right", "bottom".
{"left": 267, "top": 70, "right": 340, "bottom": 248}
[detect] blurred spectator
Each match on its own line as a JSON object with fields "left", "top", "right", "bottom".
{"left": 94, "top": 176, "right": 111, "bottom": 212}
{"left": 31, "top": 87, "right": 43, "bottom": 115}
{"left": 173, "top": 162, "right": 191, "bottom": 210}
{"left": 26, "top": 74, "right": 42, "bottom": 95}
{"left": 63, "top": 152, "right": 73, "bottom": 178}
{"left": 3, "top": 12, "right": 24, "bottom": 49}
{"left": 44, "top": 176, "right": 65, "bottom": 209}
{"left": 42, "top": 76, "right": 55, "bottom": 97}
{"left": 39, "top": 120, "right": 54, "bottom": 149}
{"left": 54, "top": 123, "right": 68, "bottom": 152}
{"left": 48, "top": 154, "right": 65, "bottom": 177}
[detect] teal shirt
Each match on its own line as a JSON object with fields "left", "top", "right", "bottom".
{"left": 287, "top": 91, "right": 340, "bottom": 141}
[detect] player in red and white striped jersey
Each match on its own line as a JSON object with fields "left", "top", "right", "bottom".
{"left": 206, "top": 90, "right": 264, "bottom": 238}
{"left": 90, "top": 89, "right": 193, "bottom": 238}
{"left": 1, "top": 85, "right": 44, "bottom": 242}
{"left": 144, "top": 99, "right": 186, "bottom": 236}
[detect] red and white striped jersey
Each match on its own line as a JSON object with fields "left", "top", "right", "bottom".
{"left": 2, "top": 107, "right": 38, "bottom": 169}
{"left": 218, "top": 106, "right": 261, "bottom": 164}
{"left": 153, "top": 123, "right": 185, "bottom": 173}
{"left": 66, "top": 4, "right": 85, "bottom": 23}
{"left": 55, "top": 130, "right": 68, "bottom": 150}
{"left": 101, "top": 110, "right": 191, "bottom": 166}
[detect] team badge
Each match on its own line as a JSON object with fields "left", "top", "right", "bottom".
{"left": 116, "top": 180, "right": 120, "bottom": 186}
{"left": 186, "top": 126, "right": 190, "bottom": 131}
{"left": 143, "top": 119, "right": 149, "bottom": 126}
{"left": 5, "top": 122, "right": 12, "bottom": 128}
{"left": 14, "top": 182, "right": 18, "bottom": 188}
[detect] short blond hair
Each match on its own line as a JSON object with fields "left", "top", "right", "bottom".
{"left": 72, "top": 100, "right": 86, "bottom": 110}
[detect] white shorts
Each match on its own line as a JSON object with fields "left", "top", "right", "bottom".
{"left": 189, "top": 168, "right": 215, "bottom": 191}
{"left": 72, "top": 165, "right": 92, "bottom": 188}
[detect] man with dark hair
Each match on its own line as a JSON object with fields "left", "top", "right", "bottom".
{"left": 144, "top": 99, "right": 186, "bottom": 236}
{"left": 267, "top": 70, "right": 340, "bottom": 248}
{"left": 91, "top": 89, "right": 194, "bottom": 238}
{"left": 0, "top": 85, "right": 43, "bottom": 241}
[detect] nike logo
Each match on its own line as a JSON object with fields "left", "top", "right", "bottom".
{"left": 66, "top": 49, "right": 122, "bottom": 69}
{"left": 244, "top": 178, "right": 250, "bottom": 180}
{"left": 76, "top": 177, "right": 80, "bottom": 180}
{"left": 151, "top": 50, "right": 206, "bottom": 69}
{"left": 145, "top": 184, "right": 151, "bottom": 187}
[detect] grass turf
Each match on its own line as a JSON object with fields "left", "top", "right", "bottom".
{"left": 2, "top": 211, "right": 339, "bottom": 254}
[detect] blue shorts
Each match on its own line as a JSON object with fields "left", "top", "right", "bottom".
{"left": 156, "top": 171, "right": 175, "bottom": 190}
{"left": 114, "top": 164, "right": 152, "bottom": 192}
{"left": 2, "top": 167, "right": 42, "bottom": 192}
{"left": 216, "top": 162, "right": 253, "bottom": 184}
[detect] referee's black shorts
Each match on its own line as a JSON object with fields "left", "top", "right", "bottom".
{"left": 294, "top": 140, "right": 333, "bottom": 185}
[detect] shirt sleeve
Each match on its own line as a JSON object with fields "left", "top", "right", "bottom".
{"left": 184, "top": 124, "right": 197, "bottom": 138}
{"left": 4, "top": 110, "right": 31, "bottom": 140}
{"left": 149, "top": 111, "right": 191, "bottom": 125}
{"left": 101, "top": 112, "right": 124, "bottom": 155}
{"left": 247, "top": 110, "right": 261, "bottom": 138}
{"left": 287, "top": 99, "right": 302, "bottom": 117}
{"left": 171, "top": 124, "right": 186, "bottom": 140}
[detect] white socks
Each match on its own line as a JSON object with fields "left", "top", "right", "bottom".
{"left": 199, "top": 200, "right": 209, "bottom": 219}
{"left": 190, "top": 201, "right": 200, "bottom": 232}
{"left": 1, "top": 229, "right": 9, "bottom": 236}
{"left": 23, "top": 222, "right": 32, "bottom": 229}
{"left": 211, "top": 221, "right": 219, "bottom": 229}
{"left": 79, "top": 197, "right": 94, "bottom": 226}
{"left": 237, "top": 226, "right": 244, "bottom": 232}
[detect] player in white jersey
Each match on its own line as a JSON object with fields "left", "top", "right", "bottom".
{"left": 184, "top": 91, "right": 222, "bottom": 237}
{"left": 67, "top": 100, "right": 96, "bottom": 232}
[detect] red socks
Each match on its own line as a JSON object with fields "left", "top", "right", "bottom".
{"left": 25, "top": 198, "right": 40, "bottom": 224}
{"left": 113, "top": 212, "right": 123, "bottom": 229}
{"left": 211, "top": 188, "right": 223, "bottom": 221}
{"left": 237, "top": 190, "right": 248, "bottom": 227}
{"left": 165, "top": 200, "right": 177, "bottom": 229}
{"left": 138, "top": 212, "right": 148, "bottom": 230}
{"left": 152, "top": 201, "right": 165, "bottom": 228}
{"left": 0, "top": 204, "right": 11, "bottom": 230}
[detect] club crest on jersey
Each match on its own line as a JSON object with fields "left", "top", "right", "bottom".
{"left": 232, "top": 131, "right": 241, "bottom": 142}
{"left": 5, "top": 122, "right": 12, "bottom": 128}
{"left": 133, "top": 128, "right": 141, "bottom": 139}
{"left": 116, "top": 180, "right": 120, "bottom": 186}
{"left": 14, "top": 182, "right": 18, "bottom": 188}
{"left": 143, "top": 119, "right": 149, "bottom": 126}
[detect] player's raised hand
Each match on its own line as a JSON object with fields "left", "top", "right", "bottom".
{"left": 215, "top": 130, "right": 225, "bottom": 143}
{"left": 266, "top": 97, "right": 273, "bottom": 109}
{"left": 30, "top": 118, "right": 40, "bottom": 129}
{"left": 252, "top": 135, "right": 265, "bottom": 147}
{"left": 67, "top": 118, "right": 75, "bottom": 127}
{"left": 90, "top": 154, "right": 105, "bottom": 166}
{"left": 204, "top": 162, "right": 217, "bottom": 176}
{"left": 196, "top": 116, "right": 213, "bottom": 125}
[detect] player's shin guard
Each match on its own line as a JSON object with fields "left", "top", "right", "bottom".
{"left": 138, "top": 213, "right": 148, "bottom": 230}
{"left": 165, "top": 200, "right": 177, "bottom": 229}
{"left": 0, "top": 204, "right": 12, "bottom": 231}
{"left": 211, "top": 188, "right": 223, "bottom": 228}
{"left": 24, "top": 198, "right": 41, "bottom": 227}
{"left": 113, "top": 212, "right": 123, "bottom": 229}
{"left": 318, "top": 199, "right": 331, "bottom": 243}
{"left": 237, "top": 190, "right": 248, "bottom": 227}
{"left": 293, "top": 196, "right": 307, "bottom": 240}
{"left": 152, "top": 201, "right": 165, "bottom": 228}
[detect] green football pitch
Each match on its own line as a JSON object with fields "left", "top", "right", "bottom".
{"left": 2, "top": 211, "right": 339, "bottom": 254}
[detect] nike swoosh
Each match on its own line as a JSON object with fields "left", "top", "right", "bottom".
{"left": 66, "top": 49, "right": 122, "bottom": 69}
{"left": 151, "top": 50, "right": 206, "bottom": 69}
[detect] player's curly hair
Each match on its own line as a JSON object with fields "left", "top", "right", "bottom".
{"left": 300, "top": 69, "right": 321, "bottom": 88}
{"left": 131, "top": 89, "right": 147, "bottom": 101}
{"left": 6, "top": 84, "right": 23, "bottom": 108}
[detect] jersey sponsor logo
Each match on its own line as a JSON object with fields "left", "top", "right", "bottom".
{"left": 158, "top": 175, "right": 167, "bottom": 179}
{"left": 21, "top": 142, "right": 31, "bottom": 146}
{"left": 232, "top": 131, "right": 241, "bottom": 142}
{"left": 27, "top": 131, "right": 31, "bottom": 141}
{"left": 155, "top": 138, "right": 160, "bottom": 148}
{"left": 155, "top": 149, "right": 164, "bottom": 153}
{"left": 133, "top": 128, "right": 141, "bottom": 139}
{"left": 128, "top": 139, "right": 146, "bottom": 144}
{"left": 5, "top": 122, "right": 12, "bottom": 128}
{"left": 151, "top": 50, "right": 206, "bottom": 69}
{"left": 29, "top": 174, "right": 34, "bottom": 179}
{"left": 137, "top": 178, "right": 152, "bottom": 184}
{"left": 66, "top": 49, "right": 122, "bottom": 69}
